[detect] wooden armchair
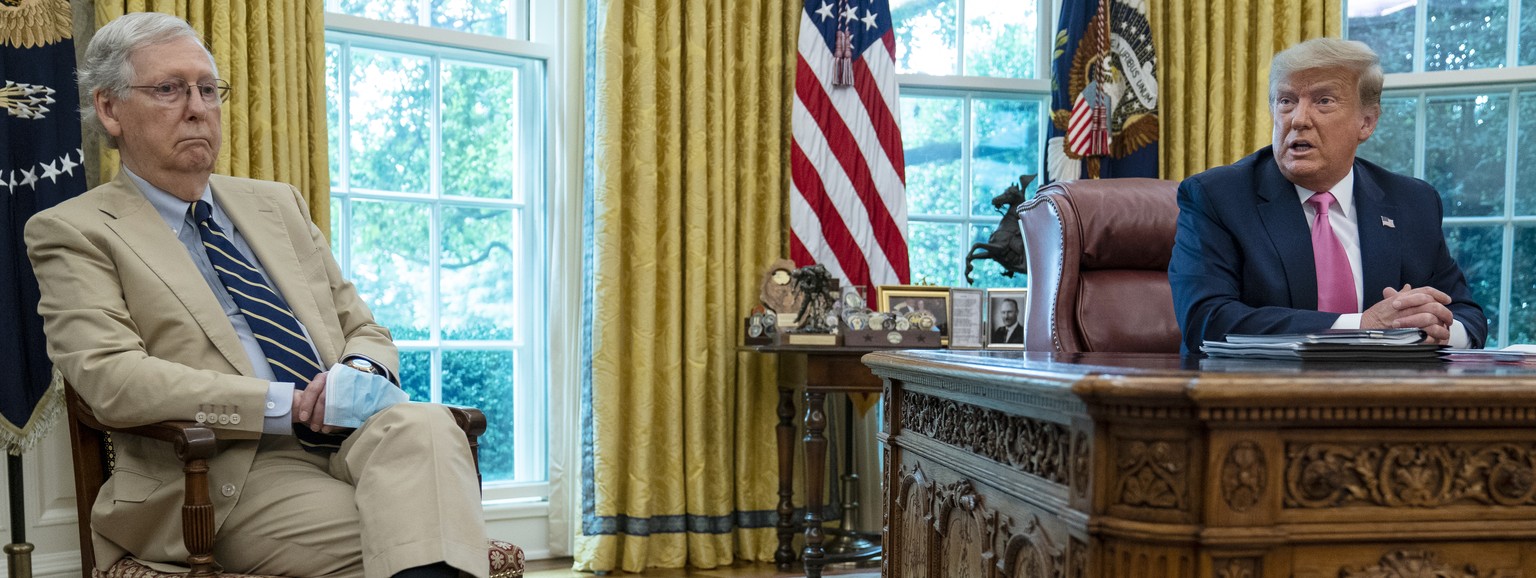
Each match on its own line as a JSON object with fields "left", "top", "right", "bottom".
{"left": 64, "top": 382, "right": 525, "bottom": 578}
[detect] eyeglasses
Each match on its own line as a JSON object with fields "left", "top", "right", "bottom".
{"left": 127, "top": 79, "right": 231, "bottom": 105}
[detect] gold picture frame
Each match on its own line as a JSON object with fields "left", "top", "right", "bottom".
{"left": 985, "top": 288, "right": 1029, "bottom": 349}
{"left": 876, "top": 285, "right": 951, "bottom": 343}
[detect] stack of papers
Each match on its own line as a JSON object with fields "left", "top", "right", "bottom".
{"left": 1442, "top": 344, "right": 1536, "bottom": 364}
{"left": 1203, "top": 328, "right": 1441, "bottom": 361}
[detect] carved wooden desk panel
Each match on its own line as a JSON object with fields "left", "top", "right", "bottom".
{"left": 865, "top": 350, "right": 1536, "bottom": 578}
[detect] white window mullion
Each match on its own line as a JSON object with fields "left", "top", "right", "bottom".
{"left": 1413, "top": 0, "right": 1427, "bottom": 72}
{"left": 1500, "top": 86, "right": 1520, "bottom": 346}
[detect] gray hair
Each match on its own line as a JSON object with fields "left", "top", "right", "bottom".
{"left": 78, "top": 12, "right": 217, "bottom": 149}
{"left": 1269, "top": 37, "right": 1383, "bottom": 110}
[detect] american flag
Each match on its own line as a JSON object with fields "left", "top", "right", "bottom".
{"left": 790, "top": 0, "right": 909, "bottom": 294}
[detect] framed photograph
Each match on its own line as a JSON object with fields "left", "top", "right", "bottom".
{"left": 948, "top": 288, "right": 985, "bottom": 349}
{"left": 877, "top": 285, "right": 951, "bottom": 343}
{"left": 986, "top": 288, "right": 1029, "bottom": 349}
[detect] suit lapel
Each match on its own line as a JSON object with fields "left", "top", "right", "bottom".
{"left": 211, "top": 177, "right": 336, "bottom": 365}
{"left": 1353, "top": 166, "right": 1399, "bottom": 308}
{"left": 99, "top": 173, "right": 256, "bottom": 376}
{"left": 1254, "top": 157, "right": 1317, "bottom": 309}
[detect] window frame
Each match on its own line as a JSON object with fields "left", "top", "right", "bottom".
{"left": 323, "top": 9, "right": 564, "bottom": 542}
{"left": 896, "top": 0, "right": 1056, "bottom": 287}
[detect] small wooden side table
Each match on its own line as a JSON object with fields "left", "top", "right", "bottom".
{"left": 745, "top": 345, "right": 883, "bottom": 578}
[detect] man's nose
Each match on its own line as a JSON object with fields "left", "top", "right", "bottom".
{"left": 1288, "top": 101, "right": 1314, "bottom": 129}
{"left": 184, "top": 90, "right": 216, "bottom": 117}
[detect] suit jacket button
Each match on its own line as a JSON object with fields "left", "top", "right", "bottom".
{"left": 221, "top": 483, "right": 236, "bottom": 497}
{"left": 229, "top": 414, "right": 241, "bottom": 425}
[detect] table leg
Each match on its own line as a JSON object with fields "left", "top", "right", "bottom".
{"left": 802, "top": 390, "right": 828, "bottom": 578}
{"left": 775, "top": 384, "right": 796, "bottom": 570}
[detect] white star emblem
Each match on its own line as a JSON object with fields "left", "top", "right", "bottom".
{"left": 0, "top": 171, "right": 10, "bottom": 195}
{"left": 40, "top": 160, "right": 62, "bottom": 184}
{"left": 59, "top": 153, "right": 79, "bottom": 177}
{"left": 814, "top": 1, "right": 835, "bottom": 21}
{"left": 19, "top": 167, "right": 38, "bottom": 189}
{"left": 841, "top": 6, "right": 858, "bottom": 21}
{"left": 861, "top": 9, "right": 878, "bottom": 30}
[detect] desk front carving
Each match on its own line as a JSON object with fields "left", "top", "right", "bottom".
{"left": 868, "top": 351, "right": 1536, "bottom": 578}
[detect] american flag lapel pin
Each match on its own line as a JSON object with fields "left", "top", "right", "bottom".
{"left": 1381, "top": 216, "right": 1395, "bottom": 228}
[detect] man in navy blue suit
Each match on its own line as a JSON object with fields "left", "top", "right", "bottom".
{"left": 1168, "top": 37, "right": 1487, "bottom": 355}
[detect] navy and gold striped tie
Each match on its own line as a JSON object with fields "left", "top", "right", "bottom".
{"left": 192, "top": 200, "right": 346, "bottom": 452}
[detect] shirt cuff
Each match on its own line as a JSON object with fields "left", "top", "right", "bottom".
{"left": 1449, "top": 320, "right": 1470, "bottom": 349}
{"left": 264, "top": 381, "right": 295, "bottom": 435}
{"left": 1330, "top": 313, "right": 1363, "bottom": 329}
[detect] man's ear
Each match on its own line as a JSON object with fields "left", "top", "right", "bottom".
{"left": 95, "top": 90, "right": 123, "bottom": 139}
{"left": 1358, "top": 104, "right": 1380, "bottom": 143}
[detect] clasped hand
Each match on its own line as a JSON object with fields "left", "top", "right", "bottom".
{"left": 1361, "top": 284, "right": 1454, "bottom": 344}
{"left": 292, "top": 372, "right": 349, "bottom": 435}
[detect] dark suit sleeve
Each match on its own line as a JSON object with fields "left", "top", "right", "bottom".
{"left": 1417, "top": 188, "right": 1488, "bottom": 348}
{"left": 1168, "top": 176, "right": 1339, "bottom": 355}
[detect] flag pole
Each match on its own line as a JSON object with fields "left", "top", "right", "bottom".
{"left": 5, "top": 454, "right": 32, "bottom": 578}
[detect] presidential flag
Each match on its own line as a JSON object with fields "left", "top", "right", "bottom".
{"left": 0, "top": 0, "right": 85, "bottom": 453}
{"left": 790, "top": 0, "right": 909, "bottom": 295}
{"left": 1045, "top": 0, "right": 1159, "bottom": 182}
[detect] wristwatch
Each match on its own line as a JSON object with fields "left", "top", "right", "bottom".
{"left": 342, "top": 357, "right": 386, "bottom": 377}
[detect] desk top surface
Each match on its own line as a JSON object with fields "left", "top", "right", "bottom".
{"left": 862, "top": 350, "right": 1536, "bottom": 410}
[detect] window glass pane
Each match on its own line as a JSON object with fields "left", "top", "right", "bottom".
{"left": 963, "top": 0, "right": 1034, "bottom": 78}
{"left": 326, "top": 43, "right": 342, "bottom": 188}
{"left": 398, "top": 350, "right": 432, "bottom": 402}
{"left": 1524, "top": 0, "right": 1536, "bottom": 65}
{"left": 443, "top": 350, "right": 519, "bottom": 482}
{"left": 431, "top": 0, "right": 509, "bottom": 37}
{"left": 902, "top": 96, "right": 963, "bottom": 216}
{"left": 892, "top": 0, "right": 958, "bottom": 75}
{"left": 970, "top": 98, "right": 1040, "bottom": 217}
{"left": 1511, "top": 226, "right": 1536, "bottom": 344}
{"left": 441, "top": 206, "right": 517, "bottom": 341}
{"left": 908, "top": 221, "right": 963, "bottom": 286}
{"left": 351, "top": 199, "right": 432, "bottom": 340}
{"left": 1347, "top": 1, "right": 1415, "bottom": 73}
{"left": 965, "top": 224, "right": 1028, "bottom": 288}
{"left": 348, "top": 49, "right": 432, "bottom": 194}
{"left": 442, "top": 62, "right": 519, "bottom": 200}
{"left": 1425, "top": 0, "right": 1507, "bottom": 71}
{"left": 1425, "top": 93, "right": 1508, "bottom": 217}
{"left": 1357, "top": 96, "right": 1416, "bottom": 175}
{"left": 326, "top": 0, "right": 416, "bottom": 27}
{"left": 326, "top": 0, "right": 520, "bottom": 39}
{"left": 1519, "top": 93, "right": 1536, "bottom": 215}
{"left": 1447, "top": 225, "right": 1503, "bottom": 347}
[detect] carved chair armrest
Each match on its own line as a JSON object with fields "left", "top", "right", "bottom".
{"left": 66, "top": 390, "right": 221, "bottom": 576}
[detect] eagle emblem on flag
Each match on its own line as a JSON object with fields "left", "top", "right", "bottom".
{"left": 1046, "top": 0, "right": 1159, "bottom": 182}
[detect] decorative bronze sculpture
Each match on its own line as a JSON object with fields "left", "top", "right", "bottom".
{"left": 964, "top": 174, "right": 1036, "bottom": 285}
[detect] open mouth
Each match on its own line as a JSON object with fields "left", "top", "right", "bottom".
{"left": 1289, "top": 140, "right": 1315, "bottom": 153}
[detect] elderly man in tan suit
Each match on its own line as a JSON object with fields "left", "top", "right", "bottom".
{"left": 26, "top": 12, "right": 486, "bottom": 578}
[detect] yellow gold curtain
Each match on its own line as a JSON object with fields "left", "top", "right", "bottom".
{"left": 1155, "top": 0, "right": 1341, "bottom": 180}
{"left": 91, "top": 0, "right": 330, "bottom": 234}
{"left": 577, "top": 0, "right": 797, "bottom": 571}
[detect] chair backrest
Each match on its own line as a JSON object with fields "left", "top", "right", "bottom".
{"left": 1018, "top": 178, "right": 1181, "bottom": 353}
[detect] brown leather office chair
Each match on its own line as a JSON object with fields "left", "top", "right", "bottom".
{"left": 1017, "top": 178, "right": 1182, "bottom": 353}
{"left": 64, "top": 380, "right": 526, "bottom": 578}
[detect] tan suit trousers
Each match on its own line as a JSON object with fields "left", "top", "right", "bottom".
{"left": 213, "top": 403, "right": 488, "bottom": 578}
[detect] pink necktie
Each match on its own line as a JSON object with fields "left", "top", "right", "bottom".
{"left": 1306, "top": 191, "right": 1356, "bottom": 313}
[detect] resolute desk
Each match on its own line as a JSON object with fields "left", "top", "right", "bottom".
{"left": 866, "top": 350, "right": 1536, "bottom": 578}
